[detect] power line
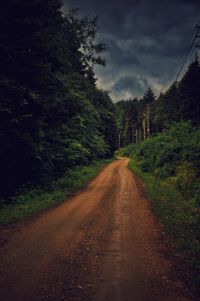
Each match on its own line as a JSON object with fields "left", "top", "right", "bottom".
{"left": 175, "top": 25, "right": 200, "bottom": 81}
{"left": 160, "top": 25, "right": 199, "bottom": 94}
{"left": 160, "top": 26, "right": 197, "bottom": 93}
{"left": 160, "top": 62, "right": 180, "bottom": 94}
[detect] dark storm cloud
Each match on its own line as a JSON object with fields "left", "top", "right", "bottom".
{"left": 113, "top": 75, "right": 148, "bottom": 95}
{"left": 64, "top": 0, "right": 200, "bottom": 101}
{"left": 102, "top": 35, "right": 141, "bottom": 67}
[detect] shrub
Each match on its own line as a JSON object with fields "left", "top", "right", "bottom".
{"left": 174, "top": 162, "right": 196, "bottom": 196}
{"left": 66, "top": 141, "right": 91, "bottom": 166}
{"left": 131, "top": 122, "right": 200, "bottom": 178}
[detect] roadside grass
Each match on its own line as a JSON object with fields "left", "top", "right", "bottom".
{"left": 0, "top": 159, "right": 112, "bottom": 225}
{"left": 128, "top": 157, "right": 200, "bottom": 292}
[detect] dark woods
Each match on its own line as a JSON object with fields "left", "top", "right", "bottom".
{"left": 0, "top": 0, "right": 118, "bottom": 200}
{"left": 117, "top": 56, "right": 200, "bottom": 146}
{"left": 116, "top": 58, "right": 200, "bottom": 292}
{"left": 1, "top": 0, "right": 199, "bottom": 203}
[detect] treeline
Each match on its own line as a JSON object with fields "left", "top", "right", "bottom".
{"left": 119, "top": 122, "right": 200, "bottom": 292}
{"left": 117, "top": 58, "right": 200, "bottom": 292}
{"left": 0, "top": 0, "right": 118, "bottom": 200}
{"left": 116, "top": 88, "right": 155, "bottom": 146}
{"left": 116, "top": 56, "right": 200, "bottom": 146}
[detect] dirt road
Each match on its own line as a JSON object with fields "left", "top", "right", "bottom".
{"left": 0, "top": 158, "right": 196, "bottom": 301}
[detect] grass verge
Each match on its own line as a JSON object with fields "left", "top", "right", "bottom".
{"left": 128, "top": 157, "right": 200, "bottom": 293}
{"left": 0, "top": 159, "right": 112, "bottom": 225}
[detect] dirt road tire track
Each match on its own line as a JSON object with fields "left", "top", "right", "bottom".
{"left": 0, "top": 158, "right": 197, "bottom": 301}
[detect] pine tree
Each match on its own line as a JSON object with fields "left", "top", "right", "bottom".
{"left": 141, "top": 88, "right": 155, "bottom": 138}
{"left": 153, "top": 82, "right": 180, "bottom": 130}
{"left": 178, "top": 56, "right": 200, "bottom": 126}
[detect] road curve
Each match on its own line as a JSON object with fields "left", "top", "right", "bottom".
{"left": 0, "top": 158, "right": 196, "bottom": 301}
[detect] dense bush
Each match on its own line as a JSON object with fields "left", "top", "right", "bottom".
{"left": 119, "top": 122, "right": 200, "bottom": 292}
{"left": 134, "top": 122, "right": 200, "bottom": 177}
{"left": 118, "top": 122, "right": 200, "bottom": 203}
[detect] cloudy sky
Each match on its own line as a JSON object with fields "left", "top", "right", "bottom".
{"left": 64, "top": 0, "right": 200, "bottom": 101}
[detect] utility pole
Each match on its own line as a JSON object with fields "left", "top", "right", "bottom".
{"left": 118, "top": 132, "right": 121, "bottom": 149}
{"left": 142, "top": 119, "right": 146, "bottom": 140}
{"left": 135, "top": 129, "right": 138, "bottom": 144}
{"left": 139, "top": 127, "right": 142, "bottom": 143}
{"left": 146, "top": 104, "right": 150, "bottom": 138}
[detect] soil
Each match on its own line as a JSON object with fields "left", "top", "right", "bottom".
{"left": 0, "top": 158, "right": 198, "bottom": 301}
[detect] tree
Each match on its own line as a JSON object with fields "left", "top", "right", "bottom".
{"left": 116, "top": 99, "right": 140, "bottom": 146}
{"left": 153, "top": 82, "right": 180, "bottom": 131}
{"left": 0, "top": 1, "right": 117, "bottom": 199}
{"left": 141, "top": 88, "right": 155, "bottom": 138}
{"left": 178, "top": 57, "right": 200, "bottom": 126}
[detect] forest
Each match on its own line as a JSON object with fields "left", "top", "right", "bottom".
{"left": 116, "top": 56, "right": 200, "bottom": 204}
{"left": 117, "top": 57, "right": 200, "bottom": 291}
{"left": 117, "top": 56, "right": 200, "bottom": 145}
{"left": 0, "top": 1, "right": 199, "bottom": 229}
{"left": 0, "top": 0, "right": 200, "bottom": 297}
{"left": 0, "top": 0, "right": 118, "bottom": 202}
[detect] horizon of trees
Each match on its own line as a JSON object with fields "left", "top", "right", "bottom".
{"left": 116, "top": 55, "right": 200, "bottom": 146}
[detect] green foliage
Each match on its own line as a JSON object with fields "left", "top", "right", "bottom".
{"left": 116, "top": 144, "right": 136, "bottom": 157}
{"left": 120, "top": 121, "right": 200, "bottom": 291}
{"left": 116, "top": 98, "right": 141, "bottom": 146}
{"left": 0, "top": 1, "right": 118, "bottom": 200}
{"left": 0, "top": 159, "right": 112, "bottom": 225}
{"left": 128, "top": 157, "right": 200, "bottom": 292}
{"left": 130, "top": 122, "right": 200, "bottom": 177}
{"left": 143, "top": 87, "right": 155, "bottom": 102}
{"left": 119, "top": 122, "right": 200, "bottom": 291}
{"left": 116, "top": 87, "right": 156, "bottom": 147}
{"left": 169, "top": 162, "right": 196, "bottom": 197}
{"left": 116, "top": 58, "right": 200, "bottom": 143}
{"left": 115, "top": 56, "right": 200, "bottom": 292}
{"left": 153, "top": 57, "right": 200, "bottom": 131}
{"left": 154, "top": 83, "right": 180, "bottom": 129}
{"left": 66, "top": 141, "right": 91, "bottom": 165}
{"left": 178, "top": 57, "right": 200, "bottom": 126}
